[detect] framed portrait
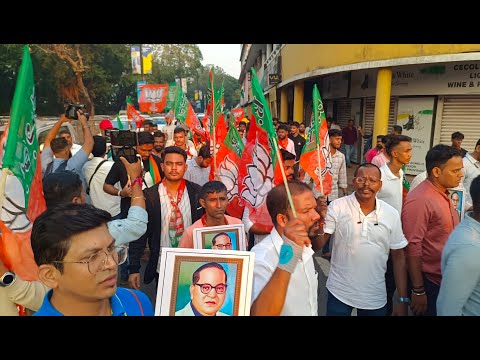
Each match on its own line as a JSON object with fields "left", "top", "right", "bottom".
{"left": 155, "top": 248, "right": 255, "bottom": 316}
{"left": 448, "top": 187, "right": 465, "bottom": 222}
{"left": 193, "top": 224, "right": 246, "bottom": 251}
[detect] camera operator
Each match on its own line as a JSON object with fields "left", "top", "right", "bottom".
{"left": 103, "top": 132, "right": 163, "bottom": 220}
{"left": 41, "top": 111, "right": 94, "bottom": 180}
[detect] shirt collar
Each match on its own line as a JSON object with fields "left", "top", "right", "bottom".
{"left": 111, "top": 291, "right": 127, "bottom": 316}
{"left": 466, "top": 153, "right": 480, "bottom": 167}
{"left": 271, "top": 227, "right": 314, "bottom": 263}
{"left": 349, "top": 192, "right": 383, "bottom": 216}
{"left": 381, "top": 164, "right": 402, "bottom": 180}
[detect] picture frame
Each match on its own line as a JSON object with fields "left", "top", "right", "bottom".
{"left": 155, "top": 248, "right": 255, "bottom": 316}
{"left": 193, "top": 224, "right": 246, "bottom": 251}
{"left": 448, "top": 187, "right": 465, "bottom": 222}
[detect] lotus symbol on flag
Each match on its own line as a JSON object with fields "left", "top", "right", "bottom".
{"left": 218, "top": 156, "right": 239, "bottom": 201}
{"left": 241, "top": 143, "right": 273, "bottom": 207}
{"left": 144, "top": 88, "right": 164, "bottom": 112}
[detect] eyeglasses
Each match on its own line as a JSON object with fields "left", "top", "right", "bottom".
{"left": 213, "top": 243, "right": 232, "bottom": 250}
{"left": 52, "top": 244, "right": 128, "bottom": 275}
{"left": 195, "top": 283, "right": 227, "bottom": 294}
{"left": 354, "top": 176, "right": 381, "bottom": 185}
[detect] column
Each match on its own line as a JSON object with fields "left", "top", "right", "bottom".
{"left": 372, "top": 67, "right": 392, "bottom": 141}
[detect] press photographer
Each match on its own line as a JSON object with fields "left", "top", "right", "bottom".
{"left": 41, "top": 107, "right": 93, "bottom": 180}
{"left": 103, "top": 131, "right": 163, "bottom": 220}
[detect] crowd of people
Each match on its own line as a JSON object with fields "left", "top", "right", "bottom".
{"left": 1, "top": 108, "right": 480, "bottom": 317}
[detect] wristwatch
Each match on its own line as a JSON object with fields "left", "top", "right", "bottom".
{"left": 0, "top": 271, "right": 16, "bottom": 287}
{"left": 398, "top": 297, "right": 411, "bottom": 304}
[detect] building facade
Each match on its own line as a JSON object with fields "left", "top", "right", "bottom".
{"left": 240, "top": 44, "right": 480, "bottom": 175}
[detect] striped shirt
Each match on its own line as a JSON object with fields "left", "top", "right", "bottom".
{"left": 157, "top": 182, "right": 192, "bottom": 272}
{"left": 184, "top": 158, "right": 211, "bottom": 186}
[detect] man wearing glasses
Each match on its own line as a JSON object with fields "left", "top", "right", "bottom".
{"left": 211, "top": 233, "right": 232, "bottom": 250}
{"left": 31, "top": 203, "right": 153, "bottom": 316}
{"left": 178, "top": 181, "right": 243, "bottom": 249}
{"left": 323, "top": 163, "right": 408, "bottom": 316}
{"left": 175, "top": 262, "right": 229, "bottom": 316}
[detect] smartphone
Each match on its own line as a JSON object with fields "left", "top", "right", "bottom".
{"left": 110, "top": 146, "right": 139, "bottom": 163}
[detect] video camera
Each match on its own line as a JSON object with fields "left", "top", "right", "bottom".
{"left": 65, "top": 103, "right": 89, "bottom": 120}
{"left": 109, "top": 130, "right": 139, "bottom": 164}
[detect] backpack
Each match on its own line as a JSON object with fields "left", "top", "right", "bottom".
{"left": 43, "top": 159, "right": 68, "bottom": 178}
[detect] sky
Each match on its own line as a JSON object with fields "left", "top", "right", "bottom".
{"left": 198, "top": 44, "right": 241, "bottom": 79}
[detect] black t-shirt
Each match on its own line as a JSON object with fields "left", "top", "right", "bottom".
{"left": 289, "top": 134, "right": 306, "bottom": 160}
{"left": 104, "top": 155, "right": 163, "bottom": 218}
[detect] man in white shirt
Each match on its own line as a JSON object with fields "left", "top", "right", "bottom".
{"left": 163, "top": 112, "right": 176, "bottom": 143}
{"left": 324, "top": 163, "right": 409, "bottom": 316}
{"left": 377, "top": 135, "right": 412, "bottom": 316}
{"left": 165, "top": 127, "right": 197, "bottom": 160}
{"left": 184, "top": 145, "right": 212, "bottom": 186}
{"left": 82, "top": 136, "right": 121, "bottom": 217}
{"left": 250, "top": 181, "right": 324, "bottom": 316}
{"left": 462, "top": 139, "right": 480, "bottom": 210}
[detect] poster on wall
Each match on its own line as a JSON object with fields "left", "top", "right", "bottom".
{"left": 131, "top": 46, "right": 141, "bottom": 75}
{"left": 396, "top": 97, "right": 435, "bottom": 175}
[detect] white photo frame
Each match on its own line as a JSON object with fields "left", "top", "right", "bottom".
{"left": 192, "top": 224, "right": 246, "bottom": 251}
{"left": 155, "top": 248, "right": 255, "bottom": 316}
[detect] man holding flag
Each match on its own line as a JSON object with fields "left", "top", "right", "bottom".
{"left": 0, "top": 46, "right": 48, "bottom": 315}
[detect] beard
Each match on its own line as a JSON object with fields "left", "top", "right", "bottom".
{"left": 375, "top": 144, "right": 383, "bottom": 150}
{"left": 307, "top": 221, "right": 321, "bottom": 240}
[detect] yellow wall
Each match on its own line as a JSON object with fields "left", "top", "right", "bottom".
{"left": 282, "top": 44, "right": 480, "bottom": 79}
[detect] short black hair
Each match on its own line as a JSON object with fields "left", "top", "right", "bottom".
{"left": 142, "top": 120, "right": 154, "bottom": 127}
{"left": 291, "top": 121, "right": 301, "bottom": 128}
{"left": 425, "top": 144, "right": 463, "bottom": 176}
{"left": 174, "top": 127, "right": 186, "bottom": 135}
{"left": 385, "top": 135, "right": 412, "bottom": 156}
{"left": 163, "top": 146, "right": 187, "bottom": 162}
{"left": 471, "top": 175, "right": 480, "bottom": 214}
{"left": 451, "top": 132, "right": 464, "bottom": 141}
{"left": 280, "top": 148, "right": 296, "bottom": 161}
{"left": 199, "top": 181, "right": 227, "bottom": 200}
{"left": 92, "top": 135, "right": 107, "bottom": 157}
{"left": 58, "top": 129, "right": 71, "bottom": 136}
{"left": 393, "top": 125, "right": 403, "bottom": 134}
{"left": 153, "top": 131, "right": 165, "bottom": 139}
{"left": 192, "top": 262, "right": 227, "bottom": 285}
{"left": 328, "top": 129, "right": 342, "bottom": 138}
{"left": 31, "top": 203, "right": 111, "bottom": 272}
{"left": 137, "top": 131, "right": 154, "bottom": 145}
{"left": 266, "top": 180, "right": 312, "bottom": 225}
{"left": 354, "top": 163, "right": 381, "bottom": 178}
{"left": 476, "top": 138, "right": 480, "bottom": 148}
{"left": 212, "top": 232, "right": 231, "bottom": 246}
{"left": 277, "top": 124, "right": 289, "bottom": 132}
{"left": 43, "top": 171, "right": 83, "bottom": 208}
{"left": 198, "top": 145, "right": 211, "bottom": 159}
{"left": 50, "top": 138, "right": 69, "bottom": 153}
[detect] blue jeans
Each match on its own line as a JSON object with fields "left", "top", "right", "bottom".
{"left": 345, "top": 144, "right": 355, "bottom": 166}
{"left": 326, "top": 290, "right": 387, "bottom": 316}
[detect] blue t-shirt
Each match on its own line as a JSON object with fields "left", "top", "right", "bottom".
{"left": 34, "top": 287, "right": 154, "bottom": 316}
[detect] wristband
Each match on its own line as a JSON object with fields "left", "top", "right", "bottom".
{"left": 398, "top": 297, "right": 411, "bottom": 304}
{"left": 277, "top": 236, "right": 303, "bottom": 274}
{"left": 130, "top": 177, "right": 143, "bottom": 187}
{"left": 117, "top": 189, "right": 122, "bottom": 197}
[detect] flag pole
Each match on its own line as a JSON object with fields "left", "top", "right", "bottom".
{"left": 316, "top": 143, "right": 324, "bottom": 194}
{"left": 0, "top": 168, "right": 9, "bottom": 213}
{"left": 211, "top": 68, "right": 218, "bottom": 176}
{"left": 272, "top": 138, "right": 297, "bottom": 219}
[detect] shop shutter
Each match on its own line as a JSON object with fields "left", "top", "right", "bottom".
{"left": 362, "top": 97, "right": 398, "bottom": 136}
{"left": 335, "top": 98, "right": 351, "bottom": 129}
{"left": 440, "top": 96, "right": 480, "bottom": 152}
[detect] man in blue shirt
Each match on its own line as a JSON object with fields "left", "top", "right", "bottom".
{"left": 437, "top": 175, "right": 480, "bottom": 316}
{"left": 31, "top": 203, "right": 153, "bottom": 316}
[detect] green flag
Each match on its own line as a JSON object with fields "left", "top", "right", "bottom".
{"left": 174, "top": 86, "right": 188, "bottom": 123}
{"left": 2, "top": 46, "right": 38, "bottom": 209}
{"left": 224, "top": 125, "right": 245, "bottom": 158}
{"left": 116, "top": 114, "right": 124, "bottom": 130}
{"left": 165, "top": 82, "right": 177, "bottom": 112}
{"left": 250, "top": 67, "right": 277, "bottom": 162}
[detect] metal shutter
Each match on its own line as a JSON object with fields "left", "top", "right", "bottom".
{"left": 440, "top": 96, "right": 480, "bottom": 152}
{"left": 336, "top": 99, "right": 352, "bottom": 129}
{"left": 362, "top": 97, "right": 398, "bottom": 135}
